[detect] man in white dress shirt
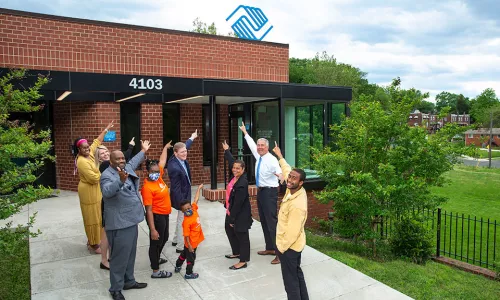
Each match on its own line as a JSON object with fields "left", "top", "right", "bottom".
{"left": 239, "top": 122, "right": 282, "bottom": 264}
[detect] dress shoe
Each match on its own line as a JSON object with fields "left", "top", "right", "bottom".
{"left": 271, "top": 256, "right": 280, "bottom": 264}
{"left": 100, "top": 262, "right": 110, "bottom": 270}
{"left": 110, "top": 291, "right": 125, "bottom": 300}
{"left": 159, "top": 258, "right": 168, "bottom": 264}
{"left": 123, "top": 282, "right": 147, "bottom": 290}
{"left": 229, "top": 263, "right": 247, "bottom": 270}
{"left": 257, "top": 250, "right": 275, "bottom": 256}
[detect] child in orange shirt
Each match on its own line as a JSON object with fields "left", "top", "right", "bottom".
{"left": 174, "top": 184, "right": 205, "bottom": 279}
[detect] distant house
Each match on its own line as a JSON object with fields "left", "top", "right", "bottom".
{"left": 408, "top": 110, "right": 470, "bottom": 133}
{"left": 464, "top": 128, "right": 500, "bottom": 147}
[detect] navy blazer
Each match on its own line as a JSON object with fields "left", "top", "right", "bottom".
{"left": 167, "top": 138, "right": 193, "bottom": 210}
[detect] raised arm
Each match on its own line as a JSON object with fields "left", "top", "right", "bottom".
{"left": 222, "top": 140, "right": 235, "bottom": 171}
{"left": 185, "top": 129, "right": 198, "bottom": 150}
{"left": 159, "top": 140, "right": 172, "bottom": 169}
{"left": 272, "top": 142, "right": 287, "bottom": 182}
{"left": 127, "top": 140, "right": 150, "bottom": 170}
{"left": 193, "top": 184, "right": 204, "bottom": 205}
{"left": 123, "top": 137, "right": 135, "bottom": 161}
{"left": 239, "top": 121, "right": 259, "bottom": 160}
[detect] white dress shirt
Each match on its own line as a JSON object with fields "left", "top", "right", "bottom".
{"left": 244, "top": 134, "right": 282, "bottom": 187}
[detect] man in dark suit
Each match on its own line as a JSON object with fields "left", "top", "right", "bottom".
{"left": 100, "top": 140, "right": 151, "bottom": 300}
{"left": 167, "top": 130, "right": 198, "bottom": 253}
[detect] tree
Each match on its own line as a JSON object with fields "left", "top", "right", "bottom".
{"left": 0, "top": 68, "right": 54, "bottom": 232}
{"left": 289, "top": 52, "right": 375, "bottom": 101}
{"left": 313, "top": 78, "right": 469, "bottom": 257}
{"left": 191, "top": 17, "right": 238, "bottom": 37}
{"left": 470, "top": 88, "right": 499, "bottom": 125}
{"left": 435, "top": 91, "right": 458, "bottom": 113}
{"left": 414, "top": 100, "right": 436, "bottom": 113}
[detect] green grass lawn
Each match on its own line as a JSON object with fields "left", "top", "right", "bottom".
{"left": 476, "top": 149, "right": 500, "bottom": 159}
{"left": 307, "top": 232, "right": 500, "bottom": 300}
{"left": 0, "top": 229, "right": 31, "bottom": 300}
{"left": 432, "top": 165, "right": 500, "bottom": 221}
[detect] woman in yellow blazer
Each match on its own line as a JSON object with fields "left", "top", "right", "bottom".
{"left": 73, "top": 121, "right": 114, "bottom": 257}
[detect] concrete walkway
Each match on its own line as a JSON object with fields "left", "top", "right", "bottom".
{"left": 4, "top": 189, "right": 412, "bottom": 300}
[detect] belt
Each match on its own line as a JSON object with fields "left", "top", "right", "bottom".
{"left": 257, "top": 186, "right": 278, "bottom": 191}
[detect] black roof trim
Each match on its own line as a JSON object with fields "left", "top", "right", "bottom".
{"left": 0, "top": 8, "right": 289, "bottom": 48}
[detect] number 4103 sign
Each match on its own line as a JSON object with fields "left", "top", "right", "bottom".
{"left": 129, "top": 77, "right": 163, "bottom": 90}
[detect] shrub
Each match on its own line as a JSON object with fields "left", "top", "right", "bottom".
{"left": 389, "top": 217, "right": 433, "bottom": 264}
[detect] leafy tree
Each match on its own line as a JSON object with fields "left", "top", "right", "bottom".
{"left": 435, "top": 91, "right": 458, "bottom": 113}
{"left": 289, "top": 51, "right": 374, "bottom": 101}
{"left": 470, "top": 88, "right": 499, "bottom": 125}
{"left": 414, "top": 100, "right": 436, "bottom": 113}
{"left": 0, "top": 68, "right": 54, "bottom": 225}
{"left": 456, "top": 94, "right": 471, "bottom": 114}
{"left": 191, "top": 17, "right": 238, "bottom": 37}
{"left": 313, "top": 78, "right": 469, "bottom": 256}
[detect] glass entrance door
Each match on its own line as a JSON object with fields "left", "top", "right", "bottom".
{"left": 228, "top": 107, "right": 255, "bottom": 185}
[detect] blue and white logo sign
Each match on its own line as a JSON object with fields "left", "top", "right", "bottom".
{"left": 226, "top": 5, "right": 273, "bottom": 41}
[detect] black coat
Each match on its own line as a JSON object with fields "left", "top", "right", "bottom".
{"left": 225, "top": 149, "right": 253, "bottom": 232}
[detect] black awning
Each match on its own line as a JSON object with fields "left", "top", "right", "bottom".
{"left": 0, "top": 68, "right": 352, "bottom": 103}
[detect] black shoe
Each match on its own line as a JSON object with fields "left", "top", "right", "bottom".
{"left": 229, "top": 263, "right": 248, "bottom": 270}
{"left": 172, "top": 242, "right": 177, "bottom": 247}
{"left": 159, "top": 258, "right": 168, "bottom": 265}
{"left": 176, "top": 249, "right": 183, "bottom": 253}
{"left": 110, "top": 291, "right": 125, "bottom": 300}
{"left": 100, "top": 262, "right": 110, "bottom": 270}
{"left": 123, "top": 282, "right": 147, "bottom": 290}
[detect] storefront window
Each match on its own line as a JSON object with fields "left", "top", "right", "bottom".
{"left": 285, "top": 101, "right": 323, "bottom": 179}
{"left": 252, "top": 101, "right": 279, "bottom": 146}
{"left": 162, "top": 103, "right": 180, "bottom": 159}
{"left": 120, "top": 102, "right": 141, "bottom": 156}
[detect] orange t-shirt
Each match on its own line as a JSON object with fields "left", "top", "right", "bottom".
{"left": 141, "top": 167, "right": 172, "bottom": 215}
{"left": 182, "top": 203, "right": 204, "bottom": 249}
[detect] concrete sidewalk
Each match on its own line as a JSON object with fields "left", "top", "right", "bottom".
{"left": 4, "top": 189, "right": 412, "bottom": 300}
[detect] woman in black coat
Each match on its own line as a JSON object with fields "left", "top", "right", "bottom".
{"left": 222, "top": 141, "right": 253, "bottom": 270}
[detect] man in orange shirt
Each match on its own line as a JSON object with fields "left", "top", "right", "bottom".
{"left": 174, "top": 184, "right": 205, "bottom": 279}
{"left": 141, "top": 141, "right": 173, "bottom": 279}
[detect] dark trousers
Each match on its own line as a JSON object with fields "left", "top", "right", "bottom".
{"left": 106, "top": 225, "right": 138, "bottom": 292}
{"left": 225, "top": 215, "right": 251, "bottom": 262}
{"left": 176, "top": 246, "right": 197, "bottom": 274}
{"left": 257, "top": 187, "right": 278, "bottom": 251}
{"left": 277, "top": 249, "right": 309, "bottom": 300}
{"left": 147, "top": 213, "right": 169, "bottom": 270}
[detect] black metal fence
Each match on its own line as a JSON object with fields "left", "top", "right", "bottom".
{"left": 376, "top": 208, "right": 499, "bottom": 270}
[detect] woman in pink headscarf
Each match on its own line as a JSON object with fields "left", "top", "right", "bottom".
{"left": 72, "top": 121, "right": 114, "bottom": 259}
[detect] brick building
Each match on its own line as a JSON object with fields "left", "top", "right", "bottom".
{"left": 464, "top": 129, "right": 500, "bottom": 147}
{"left": 408, "top": 110, "right": 470, "bottom": 131}
{"left": 0, "top": 8, "right": 351, "bottom": 227}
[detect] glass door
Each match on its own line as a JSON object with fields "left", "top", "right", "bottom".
{"left": 228, "top": 107, "right": 255, "bottom": 185}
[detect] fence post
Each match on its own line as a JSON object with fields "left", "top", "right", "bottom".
{"left": 436, "top": 208, "right": 442, "bottom": 257}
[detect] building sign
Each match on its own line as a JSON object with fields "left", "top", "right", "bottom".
{"left": 104, "top": 130, "right": 116, "bottom": 142}
{"left": 226, "top": 5, "right": 273, "bottom": 41}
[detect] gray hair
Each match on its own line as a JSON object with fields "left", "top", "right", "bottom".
{"left": 173, "top": 142, "right": 186, "bottom": 152}
{"left": 257, "top": 138, "right": 269, "bottom": 147}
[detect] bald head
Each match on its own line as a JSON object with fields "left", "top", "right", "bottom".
{"left": 110, "top": 150, "right": 125, "bottom": 169}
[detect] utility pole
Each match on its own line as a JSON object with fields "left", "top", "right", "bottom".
{"left": 489, "top": 111, "right": 493, "bottom": 168}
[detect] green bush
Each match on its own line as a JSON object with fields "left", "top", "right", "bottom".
{"left": 389, "top": 217, "right": 433, "bottom": 264}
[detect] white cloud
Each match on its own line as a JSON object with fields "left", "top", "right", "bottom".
{"left": 2, "top": 0, "right": 499, "bottom": 99}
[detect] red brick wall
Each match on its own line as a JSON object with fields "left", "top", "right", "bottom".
{"left": 0, "top": 10, "right": 290, "bottom": 191}
{"left": 465, "top": 134, "right": 500, "bottom": 147}
{"left": 53, "top": 101, "right": 121, "bottom": 190}
{"left": 0, "top": 11, "right": 289, "bottom": 81}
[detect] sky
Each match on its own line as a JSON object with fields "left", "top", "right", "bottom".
{"left": 2, "top": 0, "right": 500, "bottom": 102}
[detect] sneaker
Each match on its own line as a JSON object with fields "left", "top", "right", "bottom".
{"left": 184, "top": 273, "right": 199, "bottom": 279}
{"left": 151, "top": 270, "right": 172, "bottom": 279}
{"left": 174, "top": 266, "right": 181, "bottom": 273}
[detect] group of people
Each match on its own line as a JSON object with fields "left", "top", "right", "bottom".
{"left": 73, "top": 120, "right": 309, "bottom": 300}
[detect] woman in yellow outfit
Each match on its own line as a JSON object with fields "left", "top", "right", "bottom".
{"left": 73, "top": 121, "right": 114, "bottom": 259}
